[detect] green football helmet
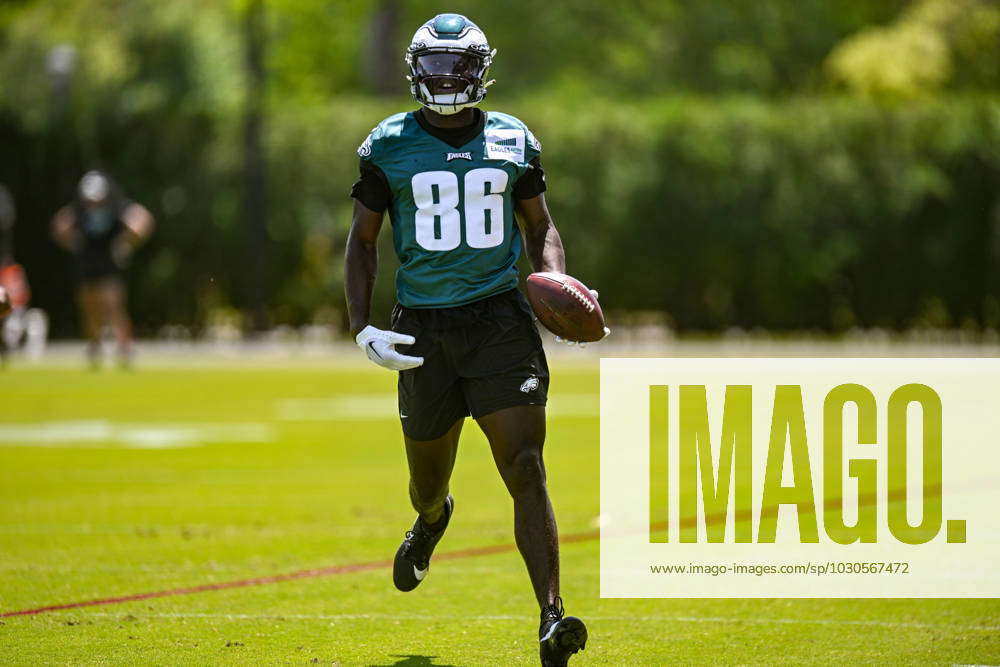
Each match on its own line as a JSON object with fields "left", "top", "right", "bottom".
{"left": 405, "top": 13, "right": 495, "bottom": 115}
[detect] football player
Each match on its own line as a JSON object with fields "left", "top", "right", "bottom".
{"left": 344, "top": 13, "right": 600, "bottom": 666}
{"left": 51, "top": 171, "right": 154, "bottom": 368}
{"left": 0, "top": 184, "right": 48, "bottom": 364}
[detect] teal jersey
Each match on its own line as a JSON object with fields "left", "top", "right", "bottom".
{"left": 358, "top": 111, "right": 542, "bottom": 308}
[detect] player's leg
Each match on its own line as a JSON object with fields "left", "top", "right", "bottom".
{"left": 393, "top": 420, "right": 464, "bottom": 592}
{"left": 458, "top": 291, "right": 558, "bottom": 605}
{"left": 0, "top": 310, "right": 14, "bottom": 366}
{"left": 477, "top": 405, "right": 588, "bottom": 665}
{"left": 100, "top": 277, "right": 133, "bottom": 365}
{"left": 23, "top": 308, "right": 48, "bottom": 360}
{"left": 461, "top": 290, "right": 587, "bottom": 664}
{"left": 391, "top": 304, "right": 468, "bottom": 591}
{"left": 76, "top": 283, "right": 103, "bottom": 366}
{"left": 476, "top": 405, "right": 557, "bottom": 606}
{"left": 404, "top": 419, "right": 462, "bottom": 524}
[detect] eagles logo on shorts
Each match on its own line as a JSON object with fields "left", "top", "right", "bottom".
{"left": 391, "top": 289, "right": 549, "bottom": 441}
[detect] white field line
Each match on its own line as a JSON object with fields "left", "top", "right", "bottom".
{"left": 0, "top": 421, "right": 274, "bottom": 449}
{"left": 275, "top": 393, "right": 599, "bottom": 421}
{"left": 76, "top": 611, "right": 1000, "bottom": 632}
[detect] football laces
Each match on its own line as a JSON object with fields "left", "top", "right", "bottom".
{"left": 562, "top": 283, "right": 595, "bottom": 313}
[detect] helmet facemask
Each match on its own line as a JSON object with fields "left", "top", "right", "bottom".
{"left": 406, "top": 48, "right": 494, "bottom": 115}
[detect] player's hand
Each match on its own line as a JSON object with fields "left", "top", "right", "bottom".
{"left": 0, "top": 286, "right": 10, "bottom": 319}
{"left": 111, "top": 237, "right": 134, "bottom": 268}
{"left": 554, "top": 289, "right": 610, "bottom": 347}
{"left": 355, "top": 325, "right": 424, "bottom": 371}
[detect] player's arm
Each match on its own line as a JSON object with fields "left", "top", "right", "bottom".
{"left": 120, "top": 202, "right": 155, "bottom": 245}
{"left": 112, "top": 202, "right": 155, "bottom": 266}
{"left": 344, "top": 199, "right": 384, "bottom": 338}
{"left": 516, "top": 192, "right": 566, "bottom": 274}
{"left": 50, "top": 206, "right": 80, "bottom": 253}
{"left": 344, "top": 199, "right": 423, "bottom": 370}
{"left": 518, "top": 183, "right": 610, "bottom": 344}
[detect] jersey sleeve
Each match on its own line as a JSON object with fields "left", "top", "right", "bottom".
{"left": 349, "top": 124, "right": 392, "bottom": 212}
{"left": 524, "top": 126, "right": 542, "bottom": 163}
{"left": 513, "top": 157, "right": 546, "bottom": 200}
{"left": 350, "top": 159, "right": 392, "bottom": 212}
{"left": 357, "top": 128, "right": 375, "bottom": 161}
{"left": 513, "top": 124, "right": 545, "bottom": 199}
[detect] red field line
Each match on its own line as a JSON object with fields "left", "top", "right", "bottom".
{"left": 0, "top": 539, "right": 532, "bottom": 618}
{"left": 1, "top": 484, "right": 933, "bottom": 618}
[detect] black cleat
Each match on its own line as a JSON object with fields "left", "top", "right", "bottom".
{"left": 392, "top": 495, "right": 454, "bottom": 592}
{"left": 539, "top": 597, "right": 587, "bottom": 666}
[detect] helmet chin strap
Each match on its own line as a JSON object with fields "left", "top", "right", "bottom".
{"left": 424, "top": 100, "right": 478, "bottom": 115}
{"left": 426, "top": 105, "right": 465, "bottom": 115}
{"left": 418, "top": 81, "right": 480, "bottom": 115}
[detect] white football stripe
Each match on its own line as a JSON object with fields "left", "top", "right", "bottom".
{"left": 0, "top": 420, "right": 273, "bottom": 449}
{"left": 70, "top": 611, "right": 1000, "bottom": 631}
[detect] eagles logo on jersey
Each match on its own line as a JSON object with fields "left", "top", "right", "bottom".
{"left": 527, "top": 131, "right": 541, "bottom": 153}
{"left": 358, "top": 133, "right": 373, "bottom": 158}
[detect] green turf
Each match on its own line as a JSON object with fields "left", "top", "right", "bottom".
{"left": 1, "top": 361, "right": 998, "bottom": 665}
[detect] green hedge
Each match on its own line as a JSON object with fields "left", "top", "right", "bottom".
{"left": 6, "top": 94, "right": 999, "bottom": 334}
{"left": 265, "top": 94, "right": 1000, "bottom": 332}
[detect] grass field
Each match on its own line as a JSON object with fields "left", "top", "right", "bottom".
{"left": 2, "top": 354, "right": 999, "bottom": 665}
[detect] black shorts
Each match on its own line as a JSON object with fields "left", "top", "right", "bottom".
{"left": 391, "top": 288, "right": 549, "bottom": 441}
{"left": 79, "top": 250, "right": 123, "bottom": 283}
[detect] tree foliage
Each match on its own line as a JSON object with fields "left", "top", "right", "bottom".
{"left": 0, "top": 0, "right": 997, "bottom": 335}
{"left": 827, "top": 0, "right": 1000, "bottom": 98}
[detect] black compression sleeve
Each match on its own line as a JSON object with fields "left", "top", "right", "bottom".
{"left": 350, "top": 160, "right": 392, "bottom": 212}
{"left": 513, "top": 157, "right": 546, "bottom": 200}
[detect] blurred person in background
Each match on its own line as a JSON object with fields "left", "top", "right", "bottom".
{"left": 0, "top": 185, "right": 15, "bottom": 325}
{"left": 51, "top": 170, "right": 154, "bottom": 368}
{"left": 0, "top": 184, "right": 48, "bottom": 366}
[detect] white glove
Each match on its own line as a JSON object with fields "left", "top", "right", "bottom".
{"left": 355, "top": 325, "right": 424, "bottom": 371}
{"left": 554, "top": 289, "right": 611, "bottom": 347}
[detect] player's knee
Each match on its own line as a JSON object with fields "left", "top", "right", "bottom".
{"left": 408, "top": 479, "right": 448, "bottom": 514}
{"left": 499, "top": 447, "right": 546, "bottom": 495}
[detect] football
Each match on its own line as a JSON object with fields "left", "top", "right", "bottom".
{"left": 525, "top": 272, "right": 606, "bottom": 342}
